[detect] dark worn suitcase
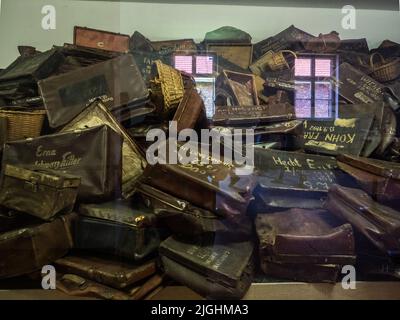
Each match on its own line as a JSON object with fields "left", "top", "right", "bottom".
{"left": 254, "top": 149, "right": 338, "bottom": 210}
{"left": 74, "top": 26, "right": 130, "bottom": 53}
{"left": 303, "top": 31, "right": 341, "bottom": 53}
{"left": 39, "top": 54, "right": 149, "bottom": 128}
{"left": 216, "top": 70, "right": 259, "bottom": 106}
{"left": 136, "top": 184, "right": 252, "bottom": 239}
{"left": 60, "top": 100, "right": 146, "bottom": 199}
{"left": 253, "top": 25, "right": 313, "bottom": 60}
{"left": 172, "top": 88, "right": 206, "bottom": 133}
{"left": 129, "top": 31, "right": 155, "bottom": 53}
{"left": 334, "top": 63, "right": 384, "bottom": 104}
{"left": 324, "top": 184, "right": 400, "bottom": 257}
{"left": 144, "top": 141, "right": 257, "bottom": 219}
{"left": 160, "top": 236, "right": 254, "bottom": 300}
{"left": 0, "top": 208, "right": 40, "bottom": 233}
{"left": 338, "top": 38, "right": 369, "bottom": 54}
{"left": 337, "top": 102, "right": 397, "bottom": 157}
{"left": 2, "top": 125, "right": 123, "bottom": 201}
{"left": 56, "top": 274, "right": 130, "bottom": 300}
{"left": 303, "top": 116, "right": 374, "bottom": 156}
{"left": 212, "top": 103, "right": 296, "bottom": 126}
{"left": 76, "top": 200, "right": 160, "bottom": 261}
{"left": 206, "top": 43, "right": 253, "bottom": 69}
{"left": 337, "top": 154, "right": 400, "bottom": 205}
{"left": 0, "top": 49, "right": 64, "bottom": 100}
{"left": 0, "top": 165, "right": 80, "bottom": 221}
{"left": 151, "top": 39, "right": 196, "bottom": 55}
{"left": 256, "top": 208, "right": 355, "bottom": 265}
{"left": 56, "top": 272, "right": 163, "bottom": 300}
{"left": 0, "top": 213, "right": 76, "bottom": 279}
{"left": 54, "top": 254, "right": 156, "bottom": 289}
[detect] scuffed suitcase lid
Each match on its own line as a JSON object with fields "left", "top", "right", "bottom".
{"left": 255, "top": 149, "right": 337, "bottom": 193}
{"left": 3, "top": 164, "right": 81, "bottom": 188}
{"left": 79, "top": 200, "right": 156, "bottom": 228}
{"left": 160, "top": 236, "right": 253, "bottom": 288}
{"left": 39, "top": 54, "right": 149, "bottom": 128}
{"left": 338, "top": 154, "right": 400, "bottom": 180}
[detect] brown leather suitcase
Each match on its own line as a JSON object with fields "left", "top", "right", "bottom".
{"left": 0, "top": 213, "right": 76, "bottom": 279}
{"left": 172, "top": 88, "right": 206, "bottom": 133}
{"left": 324, "top": 184, "right": 400, "bottom": 257}
{"left": 212, "top": 103, "right": 296, "bottom": 126}
{"left": 255, "top": 208, "right": 355, "bottom": 265}
{"left": 60, "top": 100, "right": 146, "bottom": 199}
{"left": 151, "top": 39, "right": 196, "bottom": 54}
{"left": 54, "top": 254, "right": 156, "bottom": 289}
{"left": 56, "top": 272, "right": 164, "bottom": 300}
{"left": 337, "top": 154, "right": 400, "bottom": 205}
{"left": 74, "top": 26, "right": 130, "bottom": 53}
{"left": 0, "top": 165, "right": 80, "bottom": 221}
{"left": 144, "top": 141, "right": 257, "bottom": 219}
{"left": 2, "top": 125, "right": 123, "bottom": 201}
{"left": 136, "top": 184, "right": 252, "bottom": 239}
{"left": 39, "top": 54, "right": 149, "bottom": 128}
{"left": 216, "top": 70, "right": 259, "bottom": 106}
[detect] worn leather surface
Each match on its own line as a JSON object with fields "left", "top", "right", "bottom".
{"left": 2, "top": 125, "right": 123, "bottom": 201}
{"left": 54, "top": 254, "right": 156, "bottom": 289}
{"left": 212, "top": 103, "right": 296, "bottom": 126}
{"left": 60, "top": 100, "right": 146, "bottom": 199}
{"left": 144, "top": 141, "right": 257, "bottom": 219}
{"left": 0, "top": 165, "right": 80, "bottom": 221}
{"left": 324, "top": 184, "right": 400, "bottom": 257}
{"left": 74, "top": 26, "right": 130, "bottom": 53}
{"left": 173, "top": 88, "right": 206, "bottom": 133}
{"left": 256, "top": 208, "right": 355, "bottom": 265}
{"left": 0, "top": 213, "right": 76, "bottom": 279}
{"left": 136, "top": 184, "right": 252, "bottom": 239}
{"left": 160, "top": 236, "right": 254, "bottom": 300}
{"left": 76, "top": 200, "right": 160, "bottom": 261}
{"left": 39, "top": 54, "right": 149, "bottom": 128}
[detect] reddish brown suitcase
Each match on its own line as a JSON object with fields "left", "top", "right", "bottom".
{"left": 54, "top": 254, "right": 156, "bottom": 289}
{"left": 74, "top": 26, "right": 130, "bottom": 53}
{"left": 172, "top": 88, "right": 206, "bottom": 133}
{"left": 337, "top": 154, "right": 400, "bottom": 205}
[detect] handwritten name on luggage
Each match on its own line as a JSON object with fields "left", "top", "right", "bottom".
{"left": 34, "top": 146, "right": 82, "bottom": 169}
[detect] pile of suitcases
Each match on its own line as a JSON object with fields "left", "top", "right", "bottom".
{"left": 0, "top": 24, "right": 399, "bottom": 300}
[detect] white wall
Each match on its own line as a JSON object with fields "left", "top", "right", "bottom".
{"left": 0, "top": 0, "right": 399, "bottom": 68}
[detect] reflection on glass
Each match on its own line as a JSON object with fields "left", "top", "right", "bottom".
{"left": 295, "top": 81, "right": 311, "bottom": 99}
{"left": 174, "top": 55, "right": 193, "bottom": 74}
{"left": 315, "top": 99, "right": 330, "bottom": 118}
{"left": 295, "top": 99, "right": 311, "bottom": 118}
{"left": 315, "top": 59, "right": 332, "bottom": 77}
{"left": 295, "top": 58, "right": 311, "bottom": 76}
{"left": 196, "top": 56, "right": 214, "bottom": 74}
{"left": 315, "top": 82, "right": 331, "bottom": 99}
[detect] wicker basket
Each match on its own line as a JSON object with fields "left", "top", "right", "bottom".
{"left": 369, "top": 52, "right": 400, "bottom": 83}
{"left": 266, "top": 50, "right": 297, "bottom": 71}
{"left": 150, "top": 60, "right": 184, "bottom": 110}
{"left": 0, "top": 107, "right": 46, "bottom": 141}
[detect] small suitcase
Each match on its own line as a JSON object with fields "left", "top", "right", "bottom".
{"left": 0, "top": 213, "right": 76, "bottom": 279}
{"left": 0, "top": 165, "right": 80, "bottom": 221}
{"left": 144, "top": 141, "right": 257, "bottom": 219}
{"left": 160, "top": 236, "right": 254, "bottom": 300}
{"left": 39, "top": 54, "right": 149, "bottom": 128}
{"left": 212, "top": 103, "right": 296, "bottom": 126}
{"left": 60, "top": 100, "right": 147, "bottom": 199}
{"left": 76, "top": 200, "right": 160, "bottom": 261}
{"left": 324, "top": 184, "right": 400, "bottom": 257}
{"left": 54, "top": 254, "right": 156, "bottom": 289}
{"left": 74, "top": 26, "right": 130, "bottom": 53}
{"left": 2, "top": 125, "right": 123, "bottom": 201}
